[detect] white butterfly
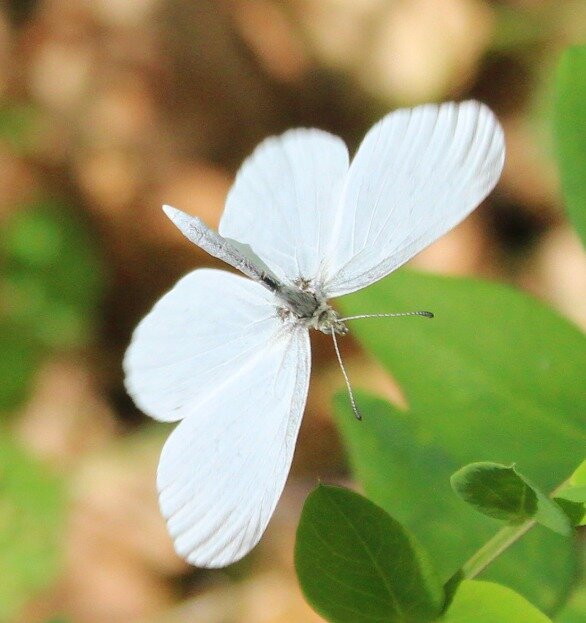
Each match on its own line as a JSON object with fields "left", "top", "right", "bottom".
{"left": 124, "top": 101, "right": 505, "bottom": 568}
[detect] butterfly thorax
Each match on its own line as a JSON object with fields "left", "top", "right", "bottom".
{"left": 276, "top": 281, "right": 348, "bottom": 336}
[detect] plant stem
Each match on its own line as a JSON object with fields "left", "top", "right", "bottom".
{"left": 460, "top": 480, "right": 568, "bottom": 580}
{"left": 461, "top": 519, "right": 535, "bottom": 579}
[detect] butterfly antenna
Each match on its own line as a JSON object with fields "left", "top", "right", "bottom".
{"left": 338, "top": 311, "right": 434, "bottom": 322}
{"left": 331, "top": 328, "right": 362, "bottom": 421}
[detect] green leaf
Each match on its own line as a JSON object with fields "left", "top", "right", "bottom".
{"left": 451, "top": 463, "right": 536, "bottom": 523}
{"left": 450, "top": 462, "right": 572, "bottom": 535}
{"left": 0, "top": 436, "right": 65, "bottom": 620}
{"left": 552, "top": 497, "right": 585, "bottom": 527}
{"left": 295, "top": 484, "right": 444, "bottom": 623}
{"left": 567, "top": 460, "right": 586, "bottom": 486}
{"left": 554, "top": 460, "right": 586, "bottom": 526}
{"left": 443, "top": 580, "right": 552, "bottom": 622}
{"left": 555, "top": 583, "right": 586, "bottom": 622}
{"left": 334, "top": 395, "right": 574, "bottom": 615}
{"left": 554, "top": 45, "right": 586, "bottom": 247}
{"left": 335, "top": 270, "right": 586, "bottom": 612}
{"left": 556, "top": 486, "right": 586, "bottom": 505}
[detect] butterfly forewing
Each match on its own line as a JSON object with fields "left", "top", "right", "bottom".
{"left": 323, "top": 101, "right": 505, "bottom": 296}
{"left": 216, "top": 101, "right": 504, "bottom": 298}
{"left": 219, "top": 129, "right": 350, "bottom": 286}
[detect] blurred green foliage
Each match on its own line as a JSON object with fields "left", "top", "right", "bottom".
{"left": 0, "top": 104, "right": 44, "bottom": 154}
{"left": 0, "top": 437, "right": 64, "bottom": 620}
{"left": 0, "top": 199, "right": 104, "bottom": 412}
{"left": 0, "top": 321, "right": 42, "bottom": 411}
{"left": 0, "top": 196, "right": 103, "bottom": 617}
{"left": 554, "top": 45, "right": 586, "bottom": 248}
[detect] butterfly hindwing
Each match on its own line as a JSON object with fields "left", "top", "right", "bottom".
{"left": 157, "top": 319, "right": 310, "bottom": 567}
{"left": 124, "top": 269, "right": 285, "bottom": 422}
{"left": 124, "top": 268, "right": 311, "bottom": 566}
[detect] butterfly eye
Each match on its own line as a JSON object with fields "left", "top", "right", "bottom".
{"left": 277, "top": 307, "right": 292, "bottom": 321}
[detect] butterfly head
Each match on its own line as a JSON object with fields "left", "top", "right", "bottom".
{"left": 310, "top": 303, "right": 348, "bottom": 335}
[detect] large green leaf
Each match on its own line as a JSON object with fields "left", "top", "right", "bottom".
{"left": 334, "top": 270, "right": 586, "bottom": 612}
{"left": 295, "top": 485, "right": 444, "bottom": 623}
{"left": 0, "top": 436, "right": 65, "bottom": 619}
{"left": 334, "top": 395, "right": 574, "bottom": 615}
{"left": 554, "top": 45, "right": 586, "bottom": 247}
{"left": 443, "top": 580, "right": 552, "bottom": 622}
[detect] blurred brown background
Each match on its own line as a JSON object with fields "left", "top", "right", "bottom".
{"left": 0, "top": 1, "right": 585, "bottom": 622}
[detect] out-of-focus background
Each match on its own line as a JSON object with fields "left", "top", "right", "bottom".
{"left": 0, "top": 1, "right": 584, "bottom": 622}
